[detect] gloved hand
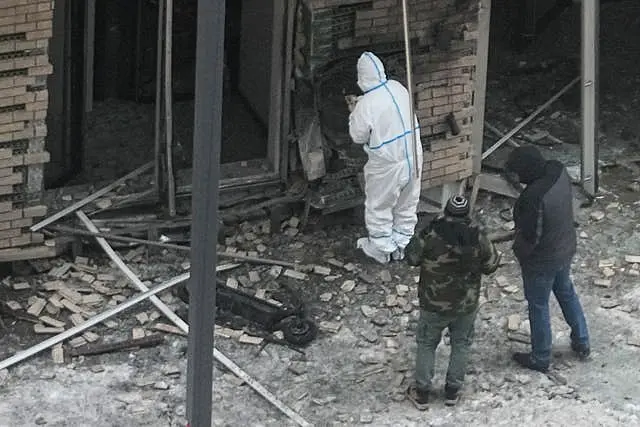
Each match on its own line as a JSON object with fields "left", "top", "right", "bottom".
{"left": 345, "top": 95, "right": 363, "bottom": 113}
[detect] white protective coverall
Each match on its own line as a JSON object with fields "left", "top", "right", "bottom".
{"left": 349, "top": 52, "right": 423, "bottom": 264}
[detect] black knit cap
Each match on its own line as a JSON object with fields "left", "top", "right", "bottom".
{"left": 444, "top": 195, "right": 470, "bottom": 218}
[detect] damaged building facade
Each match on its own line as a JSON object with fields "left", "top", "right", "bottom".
{"left": 0, "top": 0, "right": 53, "bottom": 258}
{"left": 295, "top": 0, "right": 482, "bottom": 211}
{"left": 0, "top": 0, "right": 489, "bottom": 258}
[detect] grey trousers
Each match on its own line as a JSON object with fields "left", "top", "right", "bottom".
{"left": 415, "top": 308, "right": 478, "bottom": 391}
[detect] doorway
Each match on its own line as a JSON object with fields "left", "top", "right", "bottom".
{"left": 46, "top": 0, "right": 289, "bottom": 189}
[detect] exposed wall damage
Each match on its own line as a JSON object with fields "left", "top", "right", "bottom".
{"left": 294, "top": 0, "right": 480, "bottom": 197}
{"left": 0, "top": 0, "right": 55, "bottom": 259}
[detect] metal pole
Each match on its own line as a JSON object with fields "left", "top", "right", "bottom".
{"left": 76, "top": 216, "right": 310, "bottom": 425}
{"left": 30, "top": 162, "right": 153, "bottom": 232}
{"left": 400, "top": 0, "right": 420, "bottom": 179}
{"left": 76, "top": 211, "right": 189, "bottom": 330}
{"left": 581, "top": 0, "right": 599, "bottom": 196}
{"left": 153, "top": 0, "right": 165, "bottom": 199}
{"left": 83, "top": 0, "right": 96, "bottom": 113}
{"left": 0, "top": 273, "right": 190, "bottom": 371}
{"left": 165, "top": 0, "right": 176, "bottom": 216}
{"left": 481, "top": 76, "right": 580, "bottom": 160}
{"left": 48, "top": 224, "right": 305, "bottom": 268}
{"left": 187, "top": 0, "right": 224, "bottom": 424}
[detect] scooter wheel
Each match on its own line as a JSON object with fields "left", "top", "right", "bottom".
{"left": 281, "top": 316, "right": 318, "bottom": 347}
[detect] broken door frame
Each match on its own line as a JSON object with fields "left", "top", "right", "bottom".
{"left": 172, "top": 0, "right": 292, "bottom": 194}
{"left": 52, "top": 0, "right": 290, "bottom": 194}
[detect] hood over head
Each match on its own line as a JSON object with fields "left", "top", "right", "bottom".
{"left": 506, "top": 146, "right": 547, "bottom": 184}
{"left": 357, "top": 52, "right": 387, "bottom": 93}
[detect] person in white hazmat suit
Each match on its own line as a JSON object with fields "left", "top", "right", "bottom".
{"left": 349, "top": 51, "right": 423, "bottom": 264}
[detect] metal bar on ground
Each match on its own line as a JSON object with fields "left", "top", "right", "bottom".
{"left": 581, "top": 0, "right": 599, "bottom": 196}
{"left": 154, "top": 0, "right": 165, "bottom": 198}
{"left": 400, "top": 0, "right": 420, "bottom": 179}
{"left": 68, "top": 334, "right": 165, "bottom": 357}
{"left": 212, "top": 348, "right": 311, "bottom": 426}
{"left": 481, "top": 76, "right": 580, "bottom": 160}
{"left": 48, "top": 224, "right": 303, "bottom": 269}
{"left": 76, "top": 214, "right": 311, "bottom": 425}
{"left": 30, "top": 162, "right": 153, "bottom": 232}
{"left": 164, "top": 0, "right": 176, "bottom": 217}
{"left": 0, "top": 273, "right": 190, "bottom": 371}
{"left": 77, "top": 211, "right": 189, "bottom": 329}
{"left": 49, "top": 224, "right": 190, "bottom": 251}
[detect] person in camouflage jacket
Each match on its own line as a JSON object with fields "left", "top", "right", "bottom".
{"left": 404, "top": 195, "right": 500, "bottom": 410}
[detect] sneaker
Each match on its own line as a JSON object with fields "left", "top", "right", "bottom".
{"left": 444, "top": 384, "right": 460, "bottom": 406}
{"left": 357, "top": 238, "right": 390, "bottom": 265}
{"left": 571, "top": 342, "right": 591, "bottom": 361}
{"left": 392, "top": 247, "right": 405, "bottom": 261}
{"left": 512, "top": 352, "right": 549, "bottom": 373}
{"left": 406, "top": 385, "right": 429, "bottom": 411}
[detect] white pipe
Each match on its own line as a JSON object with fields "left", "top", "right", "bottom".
{"left": 400, "top": 0, "right": 420, "bottom": 179}
{"left": 76, "top": 211, "right": 311, "bottom": 427}
{"left": 0, "top": 273, "right": 190, "bottom": 371}
{"left": 482, "top": 76, "right": 580, "bottom": 160}
{"left": 30, "top": 162, "right": 153, "bottom": 232}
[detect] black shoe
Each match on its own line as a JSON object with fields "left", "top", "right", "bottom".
{"left": 571, "top": 342, "right": 591, "bottom": 360}
{"left": 512, "top": 352, "right": 549, "bottom": 373}
{"left": 406, "top": 385, "right": 429, "bottom": 411}
{"left": 444, "top": 384, "right": 460, "bottom": 406}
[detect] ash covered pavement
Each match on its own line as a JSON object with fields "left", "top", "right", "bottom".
{"left": 0, "top": 183, "right": 639, "bottom": 426}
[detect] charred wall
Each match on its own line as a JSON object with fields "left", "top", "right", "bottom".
{"left": 300, "top": 0, "right": 480, "bottom": 188}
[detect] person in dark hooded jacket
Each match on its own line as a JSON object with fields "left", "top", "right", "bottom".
{"left": 505, "top": 146, "right": 590, "bottom": 373}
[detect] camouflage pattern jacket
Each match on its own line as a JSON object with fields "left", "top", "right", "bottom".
{"left": 405, "top": 215, "right": 501, "bottom": 315}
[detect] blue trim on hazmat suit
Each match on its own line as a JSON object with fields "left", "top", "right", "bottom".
{"left": 349, "top": 52, "right": 423, "bottom": 264}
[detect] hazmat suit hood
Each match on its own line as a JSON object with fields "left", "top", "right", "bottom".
{"left": 506, "top": 146, "right": 547, "bottom": 185}
{"left": 357, "top": 52, "right": 387, "bottom": 93}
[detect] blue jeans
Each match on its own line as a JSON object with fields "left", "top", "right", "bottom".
{"left": 522, "top": 262, "right": 589, "bottom": 366}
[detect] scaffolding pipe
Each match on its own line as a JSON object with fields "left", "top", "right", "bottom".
{"left": 165, "top": 0, "right": 176, "bottom": 216}
{"left": 153, "top": 0, "right": 165, "bottom": 198}
{"left": 400, "top": 0, "right": 420, "bottom": 179}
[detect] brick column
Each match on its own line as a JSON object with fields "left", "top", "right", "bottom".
{"left": 0, "top": 0, "right": 53, "bottom": 251}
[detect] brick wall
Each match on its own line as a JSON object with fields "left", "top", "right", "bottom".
{"left": 0, "top": 0, "right": 53, "bottom": 251}
{"left": 301, "top": 0, "right": 479, "bottom": 189}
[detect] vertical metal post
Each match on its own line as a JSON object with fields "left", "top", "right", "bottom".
{"left": 400, "top": 0, "right": 420, "bottom": 179}
{"left": 83, "top": 0, "right": 96, "bottom": 114}
{"left": 165, "top": 0, "right": 176, "bottom": 216}
{"left": 471, "top": 0, "right": 491, "bottom": 176}
{"left": 153, "top": 0, "right": 165, "bottom": 199}
{"left": 186, "top": 0, "right": 224, "bottom": 425}
{"left": 581, "top": 0, "right": 599, "bottom": 196}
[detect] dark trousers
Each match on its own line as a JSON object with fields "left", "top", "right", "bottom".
{"left": 415, "top": 308, "right": 478, "bottom": 391}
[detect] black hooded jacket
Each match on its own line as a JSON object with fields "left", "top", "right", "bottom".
{"left": 506, "top": 147, "right": 576, "bottom": 271}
